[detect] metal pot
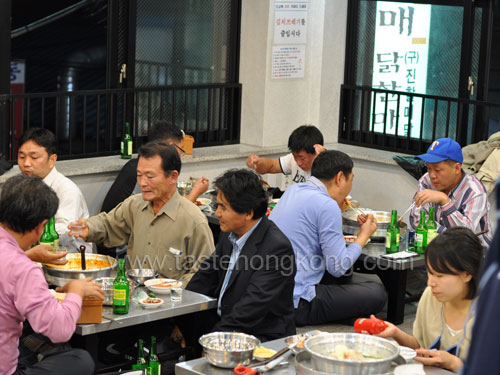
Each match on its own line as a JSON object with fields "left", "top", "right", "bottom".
{"left": 342, "top": 209, "right": 407, "bottom": 240}
{"left": 42, "top": 253, "right": 117, "bottom": 286}
{"left": 304, "top": 333, "right": 404, "bottom": 375}
{"left": 199, "top": 332, "right": 260, "bottom": 368}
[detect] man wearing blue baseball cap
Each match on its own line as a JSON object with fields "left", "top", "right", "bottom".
{"left": 409, "top": 138, "right": 491, "bottom": 246}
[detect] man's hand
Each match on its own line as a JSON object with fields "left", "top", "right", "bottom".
{"left": 68, "top": 218, "right": 89, "bottom": 239}
{"left": 246, "top": 154, "right": 260, "bottom": 170}
{"left": 414, "top": 189, "right": 450, "bottom": 207}
{"left": 414, "top": 348, "right": 463, "bottom": 372}
{"left": 313, "top": 144, "right": 326, "bottom": 155}
{"left": 187, "top": 177, "right": 210, "bottom": 203}
{"left": 26, "top": 244, "right": 68, "bottom": 265}
{"left": 170, "top": 324, "right": 186, "bottom": 348}
{"left": 57, "top": 277, "right": 105, "bottom": 300}
{"left": 355, "top": 214, "right": 377, "bottom": 247}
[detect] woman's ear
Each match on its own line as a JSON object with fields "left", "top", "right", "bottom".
{"left": 461, "top": 272, "right": 472, "bottom": 283}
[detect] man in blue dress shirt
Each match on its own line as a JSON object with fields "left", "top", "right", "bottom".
{"left": 270, "top": 150, "right": 387, "bottom": 326}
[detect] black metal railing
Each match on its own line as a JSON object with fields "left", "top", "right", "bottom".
{"left": 338, "top": 84, "right": 499, "bottom": 154}
{"left": 0, "top": 83, "right": 242, "bottom": 161}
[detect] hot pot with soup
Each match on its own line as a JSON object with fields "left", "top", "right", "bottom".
{"left": 42, "top": 253, "right": 117, "bottom": 286}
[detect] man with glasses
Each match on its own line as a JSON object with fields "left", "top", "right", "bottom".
{"left": 101, "top": 121, "right": 209, "bottom": 213}
{"left": 70, "top": 141, "right": 215, "bottom": 282}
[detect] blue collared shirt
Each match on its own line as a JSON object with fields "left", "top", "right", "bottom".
{"left": 217, "top": 218, "right": 262, "bottom": 316}
{"left": 269, "top": 177, "right": 362, "bottom": 308}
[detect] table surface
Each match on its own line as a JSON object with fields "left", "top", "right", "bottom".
{"left": 360, "top": 242, "right": 425, "bottom": 271}
{"left": 175, "top": 336, "right": 451, "bottom": 375}
{"left": 75, "top": 288, "right": 217, "bottom": 336}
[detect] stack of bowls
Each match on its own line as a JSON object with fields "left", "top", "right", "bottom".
{"left": 126, "top": 268, "right": 159, "bottom": 285}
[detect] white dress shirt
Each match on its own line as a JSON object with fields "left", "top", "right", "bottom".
{"left": 43, "top": 167, "right": 92, "bottom": 252}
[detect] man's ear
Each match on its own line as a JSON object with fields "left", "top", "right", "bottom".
{"left": 48, "top": 153, "right": 57, "bottom": 169}
{"left": 334, "top": 171, "right": 345, "bottom": 186}
{"left": 170, "top": 170, "right": 179, "bottom": 183}
{"left": 35, "top": 219, "right": 48, "bottom": 238}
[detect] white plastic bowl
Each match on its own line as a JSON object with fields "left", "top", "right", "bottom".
{"left": 144, "top": 278, "right": 181, "bottom": 295}
{"left": 138, "top": 297, "right": 164, "bottom": 309}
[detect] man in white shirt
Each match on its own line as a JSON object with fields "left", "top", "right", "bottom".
{"left": 17, "top": 128, "right": 91, "bottom": 252}
{"left": 246, "top": 125, "right": 325, "bottom": 183}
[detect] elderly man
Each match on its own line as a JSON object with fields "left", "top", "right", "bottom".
{"left": 17, "top": 128, "right": 91, "bottom": 251}
{"left": 70, "top": 141, "right": 214, "bottom": 281}
{"left": 101, "top": 121, "right": 209, "bottom": 213}
{"left": 0, "top": 175, "right": 104, "bottom": 375}
{"left": 179, "top": 169, "right": 295, "bottom": 353}
{"left": 410, "top": 138, "right": 491, "bottom": 247}
{"left": 270, "top": 150, "right": 386, "bottom": 326}
{"left": 246, "top": 125, "right": 325, "bottom": 183}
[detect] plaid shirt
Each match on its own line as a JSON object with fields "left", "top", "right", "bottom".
{"left": 410, "top": 171, "right": 492, "bottom": 246}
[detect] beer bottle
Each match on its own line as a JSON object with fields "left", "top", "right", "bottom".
{"left": 415, "top": 210, "right": 427, "bottom": 254}
{"left": 385, "top": 210, "right": 400, "bottom": 254}
{"left": 121, "top": 122, "right": 133, "bottom": 159}
{"left": 49, "top": 217, "right": 59, "bottom": 250}
{"left": 113, "top": 258, "right": 130, "bottom": 314}
{"left": 149, "top": 336, "right": 161, "bottom": 375}
{"left": 426, "top": 207, "right": 438, "bottom": 244}
{"left": 131, "top": 339, "right": 150, "bottom": 374}
{"left": 40, "top": 222, "right": 54, "bottom": 247}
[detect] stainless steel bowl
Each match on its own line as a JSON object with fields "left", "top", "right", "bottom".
{"left": 304, "top": 333, "right": 402, "bottom": 375}
{"left": 199, "top": 332, "right": 260, "bottom": 368}
{"left": 95, "top": 277, "right": 137, "bottom": 306}
{"left": 295, "top": 350, "right": 392, "bottom": 375}
{"left": 42, "top": 253, "right": 117, "bottom": 286}
{"left": 343, "top": 209, "right": 407, "bottom": 239}
{"left": 126, "top": 268, "right": 159, "bottom": 285}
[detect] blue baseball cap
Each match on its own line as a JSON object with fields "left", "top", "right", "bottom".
{"left": 416, "top": 138, "right": 463, "bottom": 164}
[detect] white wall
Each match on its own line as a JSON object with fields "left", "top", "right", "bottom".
{"left": 239, "top": 0, "right": 347, "bottom": 147}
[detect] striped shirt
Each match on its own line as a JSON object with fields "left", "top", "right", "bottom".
{"left": 410, "top": 171, "right": 491, "bottom": 247}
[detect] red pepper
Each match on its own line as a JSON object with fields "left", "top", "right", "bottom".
{"left": 234, "top": 366, "right": 258, "bottom": 375}
{"left": 353, "top": 317, "right": 387, "bottom": 335}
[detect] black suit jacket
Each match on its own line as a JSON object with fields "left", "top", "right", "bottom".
{"left": 186, "top": 216, "right": 296, "bottom": 341}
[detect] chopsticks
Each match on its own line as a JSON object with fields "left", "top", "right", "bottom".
{"left": 475, "top": 229, "right": 489, "bottom": 236}
{"left": 398, "top": 202, "right": 415, "bottom": 225}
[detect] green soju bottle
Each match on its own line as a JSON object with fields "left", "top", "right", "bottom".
{"left": 415, "top": 210, "right": 428, "bottom": 254}
{"left": 132, "top": 339, "right": 150, "bottom": 374}
{"left": 426, "top": 207, "right": 438, "bottom": 244}
{"left": 49, "top": 217, "right": 59, "bottom": 250}
{"left": 40, "top": 221, "right": 54, "bottom": 247}
{"left": 121, "top": 122, "right": 133, "bottom": 159}
{"left": 149, "top": 336, "right": 161, "bottom": 375}
{"left": 385, "top": 210, "right": 400, "bottom": 254}
{"left": 113, "top": 258, "right": 129, "bottom": 314}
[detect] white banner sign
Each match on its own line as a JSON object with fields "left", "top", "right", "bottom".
{"left": 371, "top": 2, "right": 431, "bottom": 138}
{"left": 274, "top": 0, "right": 308, "bottom": 44}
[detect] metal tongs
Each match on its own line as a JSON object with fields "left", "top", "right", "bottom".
{"left": 236, "top": 341, "right": 298, "bottom": 374}
{"left": 399, "top": 202, "right": 416, "bottom": 225}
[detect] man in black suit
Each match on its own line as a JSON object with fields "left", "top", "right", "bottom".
{"left": 179, "top": 169, "right": 296, "bottom": 351}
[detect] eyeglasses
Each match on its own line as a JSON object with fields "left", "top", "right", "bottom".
{"left": 173, "top": 143, "right": 186, "bottom": 154}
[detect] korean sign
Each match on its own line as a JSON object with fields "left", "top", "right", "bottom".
{"left": 371, "top": 2, "right": 431, "bottom": 138}
{"left": 274, "top": 0, "right": 308, "bottom": 44}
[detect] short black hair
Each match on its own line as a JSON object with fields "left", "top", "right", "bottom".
{"left": 0, "top": 175, "right": 59, "bottom": 234}
{"left": 138, "top": 140, "right": 181, "bottom": 175}
{"left": 288, "top": 125, "right": 324, "bottom": 154}
{"left": 425, "top": 227, "right": 484, "bottom": 299}
{"left": 18, "top": 128, "right": 57, "bottom": 156}
{"left": 148, "top": 121, "right": 184, "bottom": 143}
{"left": 311, "top": 150, "right": 353, "bottom": 181}
{"left": 214, "top": 169, "right": 267, "bottom": 220}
